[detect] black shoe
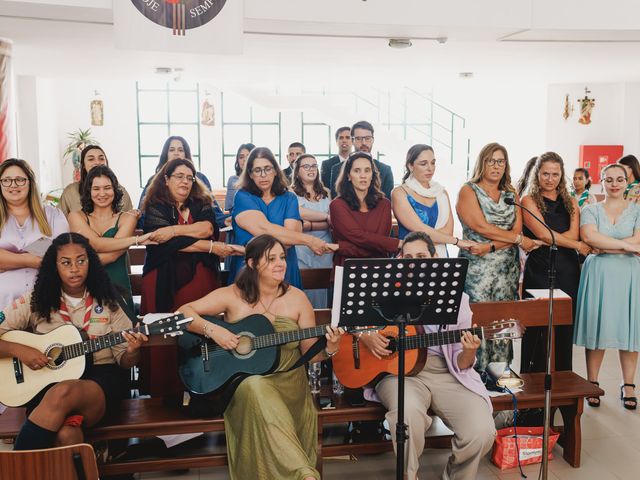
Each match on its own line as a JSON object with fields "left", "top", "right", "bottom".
{"left": 620, "top": 383, "right": 637, "bottom": 410}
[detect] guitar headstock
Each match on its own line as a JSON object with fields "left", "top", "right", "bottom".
{"left": 145, "top": 313, "right": 193, "bottom": 338}
{"left": 483, "top": 319, "right": 523, "bottom": 341}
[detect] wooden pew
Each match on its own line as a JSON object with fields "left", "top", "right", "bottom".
{"left": 0, "top": 298, "right": 602, "bottom": 476}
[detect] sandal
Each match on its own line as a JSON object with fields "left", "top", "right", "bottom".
{"left": 586, "top": 381, "right": 601, "bottom": 407}
{"left": 620, "top": 383, "right": 638, "bottom": 410}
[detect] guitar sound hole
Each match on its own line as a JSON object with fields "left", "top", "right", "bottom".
{"left": 46, "top": 346, "right": 65, "bottom": 368}
{"left": 235, "top": 336, "right": 254, "bottom": 356}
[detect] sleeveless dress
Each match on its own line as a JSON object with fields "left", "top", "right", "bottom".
{"left": 574, "top": 203, "right": 640, "bottom": 350}
{"left": 295, "top": 195, "right": 333, "bottom": 308}
{"left": 397, "top": 187, "right": 449, "bottom": 258}
{"left": 223, "top": 316, "right": 320, "bottom": 480}
{"left": 397, "top": 194, "right": 446, "bottom": 257}
{"left": 99, "top": 214, "right": 134, "bottom": 314}
{"left": 521, "top": 197, "right": 580, "bottom": 372}
{"left": 458, "top": 182, "right": 519, "bottom": 372}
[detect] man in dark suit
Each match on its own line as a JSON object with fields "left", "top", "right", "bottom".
{"left": 330, "top": 120, "right": 394, "bottom": 199}
{"left": 320, "top": 126, "right": 352, "bottom": 192}
{"left": 282, "top": 142, "right": 305, "bottom": 184}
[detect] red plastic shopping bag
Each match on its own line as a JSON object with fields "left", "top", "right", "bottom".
{"left": 491, "top": 426, "right": 560, "bottom": 470}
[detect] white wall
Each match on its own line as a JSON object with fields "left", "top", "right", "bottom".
{"left": 545, "top": 82, "right": 640, "bottom": 188}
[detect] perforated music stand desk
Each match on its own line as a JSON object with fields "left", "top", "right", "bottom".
{"left": 336, "top": 257, "right": 469, "bottom": 480}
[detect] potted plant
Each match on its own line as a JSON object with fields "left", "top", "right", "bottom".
{"left": 63, "top": 128, "right": 100, "bottom": 182}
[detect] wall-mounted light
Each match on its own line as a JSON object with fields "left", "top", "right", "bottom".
{"left": 388, "top": 38, "right": 412, "bottom": 49}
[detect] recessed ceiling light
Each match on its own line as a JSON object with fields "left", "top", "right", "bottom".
{"left": 388, "top": 38, "right": 413, "bottom": 49}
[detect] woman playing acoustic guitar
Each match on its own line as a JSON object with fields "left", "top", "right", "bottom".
{"left": 179, "top": 234, "right": 343, "bottom": 480}
{"left": 0, "top": 232, "right": 147, "bottom": 450}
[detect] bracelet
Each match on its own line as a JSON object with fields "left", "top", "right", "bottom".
{"left": 454, "top": 237, "right": 459, "bottom": 246}
{"left": 135, "top": 236, "right": 139, "bottom": 247}
{"left": 324, "top": 347, "right": 338, "bottom": 358}
{"left": 172, "top": 226, "right": 177, "bottom": 238}
{"left": 514, "top": 233, "right": 523, "bottom": 246}
{"left": 309, "top": 221, "right": 313, "bottom": 231}
{"left": 208, "top": 240, "right": 214, "bottom": 254}
{"left": 203, "top": 323, "right": 213, "bottom": 339}
{"left": 490, "top": 243, "right": 496, "bottom": 253}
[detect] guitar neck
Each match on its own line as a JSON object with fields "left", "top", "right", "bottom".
{"left": 404, "top": 326, "right": 484, "bottom": 351}
{"left": 205, "top": 325, "right": 330, "bottom": 354}
{"left": 62, "top": 325, "right": 147, "bottom": 360}
{"left": 254, "top": 325, "right": 329, "bottom": 349}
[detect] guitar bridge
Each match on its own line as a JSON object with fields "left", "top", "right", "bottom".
{"left": 353, "top": 336, "right": 360, "bottom": 370}
{"left": 201, "top": 342, "right": 210, "bottom": 372}
{"left": 13, "top": 358, "right": 24, "bottom": 384}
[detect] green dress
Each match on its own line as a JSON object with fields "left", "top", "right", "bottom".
{"left": 224, "top": 316, "right": 320, "bottom": 480}
{"left": 101, "top": 214, "right": 134, "bottom": 314}
{"left": 458, "top": 182, "right": 519, "bottom": 372}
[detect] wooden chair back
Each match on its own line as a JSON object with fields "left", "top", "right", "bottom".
{"left": 0, "top": 443, "right": 99, "bottom": 480}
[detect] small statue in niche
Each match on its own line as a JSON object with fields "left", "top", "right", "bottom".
{"left": 563, "top": 94, "right": 574, "bottom": 120}
{"left": 201, "top": 98, "right": 215, "bottom": 126}
{"left": 577, "top": 88, "right": 595, "bottom": 125}
{"left": 91, "top": 99, "right": 104, "bottom": 126}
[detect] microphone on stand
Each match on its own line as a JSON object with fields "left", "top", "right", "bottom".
{"left": 503, "top": 196, "right": 556, "bottom": 247}
{"left": 504, "top": 193, "right": 556, "bottom": 480}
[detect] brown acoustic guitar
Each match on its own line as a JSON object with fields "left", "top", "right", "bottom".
{"left": 332, "top": 319, "right": 522, "bottom": 389}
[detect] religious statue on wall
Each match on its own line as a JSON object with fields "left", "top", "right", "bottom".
{"left": 563, "top": 94, "right": 574, "bottom": 120}
{"left": 201, "top": 98, "right": 215, "bottom": 126}
{"left": 577, "top": 87, "right": 595, "bottom": 125}
{"left": 90, "top": 93, "right": 104, "bottom": 126}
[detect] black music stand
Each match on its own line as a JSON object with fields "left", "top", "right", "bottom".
{"left": 336, "top": 257, "right": 468, "bottom": 480}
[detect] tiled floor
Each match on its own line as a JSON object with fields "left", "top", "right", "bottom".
{"left": 3, "top": 343, "right": 639, "bottom": 479}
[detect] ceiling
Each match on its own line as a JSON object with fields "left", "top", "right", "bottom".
{"left": 1, "top": 0, "right": 640, "bottom": 87}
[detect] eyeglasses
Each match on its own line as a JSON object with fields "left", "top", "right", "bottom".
{"left": 486, "top": 159, "right": 506, "bottom": 167}
{"left": 58, "top": 258, "right": 88, "bottom": 269}
{"left": 251, "top": 166, "right": 275, "bottom": 177}
{"left": 300, "top": 164, "right": 318, "bottom": 171}
{"left": 0, "top": 176, "right": 28, "bottom": 188}
{"left": 169, "top": 174, "right": 196, "bottom": 183}
{"left": 352, "top": 136, "right": 374, "bottom": 143}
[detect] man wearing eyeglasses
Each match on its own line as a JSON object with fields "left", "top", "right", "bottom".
{"left": 320, "top": 126, "right": 352, "bottom": 193}
{"left": 329, "top": 120, "right": 394, "bottom": 199}
{"left": 283, "top": 142, "right": 306, "bottom": 185}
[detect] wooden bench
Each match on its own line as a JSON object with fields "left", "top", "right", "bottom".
{"left": 0, "top": 298, "right": 603, "bottom": 476}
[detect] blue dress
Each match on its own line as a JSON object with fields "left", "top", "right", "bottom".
{"left": 397, "top": 194, "right": 439, "bottom": 239}
{"left": 229, "top": 190, "right": 303, "bottom": 288}
{"left": 574, "top": 203, "right": 640, "bottom": 351}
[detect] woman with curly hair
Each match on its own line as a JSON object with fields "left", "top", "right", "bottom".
{"left": 329, "top": 151, "right": 401, "bottom": 272}
{"left": 0, "top": 232, "right": 147, "bottom": 450}
{"left": 58, "top": 145, "right": 134, "bottom": 216}
{"left": 520, "top": 153, "right": 591, "bottom": 373}
{"left": 68, "top": 166, "right": 154, "bottom": 314}
{"left": 0, "top": 159, "right": 68, "bottom": 311}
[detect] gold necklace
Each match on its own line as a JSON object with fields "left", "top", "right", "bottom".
{"left": 258, "top": 296, "right": 277, "bottom": 315}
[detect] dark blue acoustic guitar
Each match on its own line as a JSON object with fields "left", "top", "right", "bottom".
{"left": 177, "top": 314, "right": 362, "bottom": 414}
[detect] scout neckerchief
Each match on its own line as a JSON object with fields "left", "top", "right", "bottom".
{"left": 59, "top": 290, "right": 94, "bottom": 332}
